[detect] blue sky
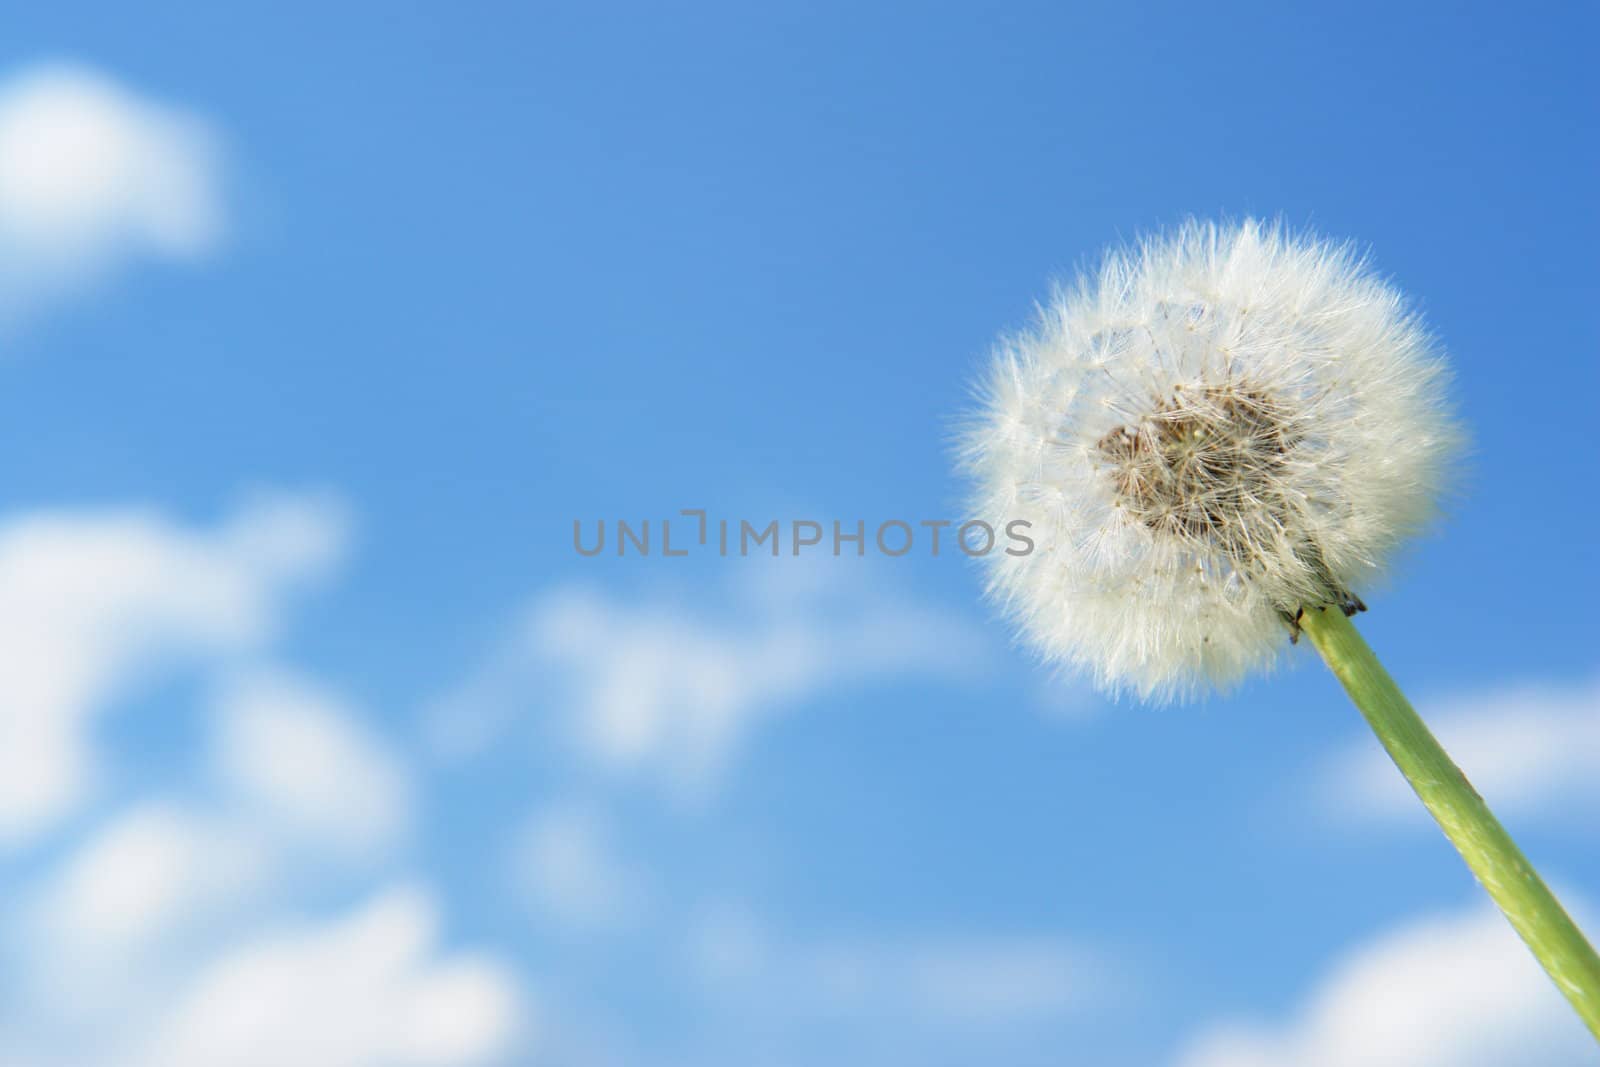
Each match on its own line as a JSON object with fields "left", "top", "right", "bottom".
{"left": 0, "top": 3, "right": 1596, "bottom": 1064}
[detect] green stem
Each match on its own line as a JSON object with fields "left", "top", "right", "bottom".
{"left": 1300, "top": 606, "right": 1600, "bottom": 1041}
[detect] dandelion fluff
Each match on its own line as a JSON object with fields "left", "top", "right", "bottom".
{"left": 964, "top": 219, "right": 1460, "bottom": 700}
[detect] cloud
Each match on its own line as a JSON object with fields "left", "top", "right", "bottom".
{"left": 687, "top": 909, "right": 1107, "bottom": 1027}
{"left": 428, "top": 560, "right": 993, "bottom": 791}
{"left": 1320, "top": 677, "right": 1600, "bottom": 826}
{"left": 0, "top": 663, "right": 526, "bottom": 1067}
{"left": 809, "top": 937, "right": 1100, "bottom": 1024}
{"left": 30, "top": 803, "right": 268, "bottom": 962}
{"left": 0, "top": 492, "right": 531, "bottom": 1067}
{"left": 25, "top": 667, "right": 409, "bottom": 980}
{"left": 133, "top": 887, "right": 527, "bottom": 1067}
{"left": 14, "top": 804, "right": 273, "bottom": 1048}
{"left": 511, "top": 803, "right": 646, "bottom": 933}
{"left": 212, "top": 669, "right": 411, "bottom": 855}
{"left": 642, "top": 909, "right": 1119, "bottom": 1067}
{"left": 7, "top": 881, "right": 531, "bottom": 1067}
{"left": 0, "top": 490, "right": 349, "bottom": 845}
{"left": 1171, "top": 903, "right": 1596, "bottom": 1067}
{"left": 2, "top": 680, "right": 530, "bottom": 1067}
{"left": 11, "top": 650, "right": 421, "bottom": 1046}
{"left": 7, "top": 678, "right": 511, "bottom": 1066}
{"left": 0, "top": 62, "right": 223, "bottom": 325}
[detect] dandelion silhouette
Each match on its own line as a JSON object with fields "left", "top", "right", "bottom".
{"left": 963, "top": 219, "right": 1600, "bottom": 1040}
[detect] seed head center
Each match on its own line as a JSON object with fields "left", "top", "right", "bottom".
{"left": 1097, "top": 383, "right": 1297, "bottom": 547}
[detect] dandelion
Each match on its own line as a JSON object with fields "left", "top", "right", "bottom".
{"left": 965, "top": 220, "right": 1451, "bottom": 699}
{"left": 963, "top": 219, "right": 1600, "bottom": 1038}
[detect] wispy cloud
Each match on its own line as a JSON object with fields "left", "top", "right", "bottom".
{"left": 1318, "top": 677, "right": 1600, "bottom": 827}
{"left": 7, "top": 753, "right": 529, "bottom": 1067}
{"left": 131, "top": 887, "right": 526, "bottom": 1067}
{"left": 690, "top": 914, "right": 1106, "bottom": 1025}
{"left": 0, "top": 493, "right": 532, "bottom": 1067}
{"left": 29, "top": 802, "right": 270, "bottom": 966}
{"left": 510, "top": 802, "right": 648, "bottom": 934}
{"left": 664, "top": 904, "right": 1119, "bottom": 1066}
{"left": 212, "top": 669, "right": 412, "bottom": 856}
{"left": 1171, "top": 901, "right": 1596, "bottom": 1067}
{"left": 6, "top": 881, "right": 538, "bottom": 1067}
{"left": 427, "top": 559, "right": 995, "bottom": 793}
{"left": 0, "top": 62, "right": 223, "bottom": 326}
{"left": 0, "top": 491, "right": 348, "bottom": 844}
{"left": 24, "top": 668, "right": 411, "bottom": 989}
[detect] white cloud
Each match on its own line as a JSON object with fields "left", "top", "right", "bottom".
{"left": 8, "top": 880, "right": 530, "bottom": 1067}
{"left": 0, "top": 633, "right": 517, "bottom": 1066}
{"left": 135, "top": 886, "right": 527, "bottom": 1067}
{"left": 13, "top": 804, "right": 273, "bottom": 1048}
{"left": 429, "top": 561, "right": 993, "bottom": 791}
{"left": 812, "top": 937, "right": 1098, "bottom": 1023}
{"left": 1320, "top": 677, "right": 1600, "bottom": 826}
{"left": 0, "top": 62, "right": 222, "bottom": 324}
{"left": 511, "top": 803, "right": 645, "bottom": 933}
{"left": 0, "top": 490, "right": 531, "bottom": 1067}
{"left": 32, "top": 803, "right": 267, "bottom": 960}
{"left": 0, "top": 490, "right": 348, "bottom": 845}
{"left": 213, "top": 669, "right": 411, "bottom": 854}
{"left": 1172, "top": 903, "right": 1596, "bottom": 1067}
{"left": 687, "top": 909, "right": 1104, "bottom": 1026}
{"left": 27, "top": 666, "right": 409, "bottom": 981}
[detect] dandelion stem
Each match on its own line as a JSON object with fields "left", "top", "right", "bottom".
{"left": 1300, "top": 606, "right": 1600, "bottom": 1041}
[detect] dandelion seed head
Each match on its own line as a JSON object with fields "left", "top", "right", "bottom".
{"left": 963, "top": 219, "right": 1461, "bottom": 701}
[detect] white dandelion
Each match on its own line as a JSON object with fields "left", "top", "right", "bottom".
{"left": 965, "top": 218, "right": 1458, "bottom": 701}
{"left": 959, "top": 218, "right": 1600, "bottom": 1038}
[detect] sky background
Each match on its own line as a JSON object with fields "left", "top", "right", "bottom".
{"left": 0, "top": 2, "right": 1596, "bottom": 1065}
